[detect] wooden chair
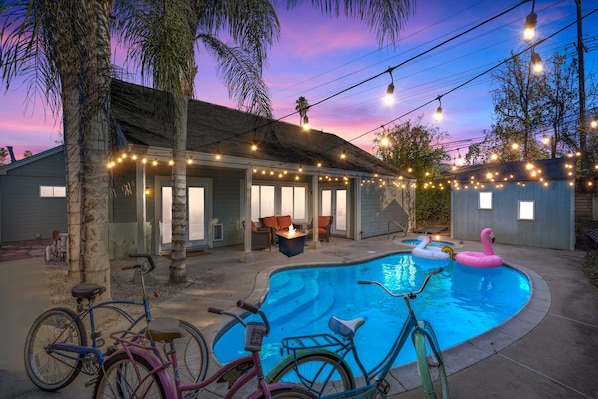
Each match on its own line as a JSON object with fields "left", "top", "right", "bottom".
{"left": 308, "top": 216, "right": 333, "bottom": 242}
{"left": 242, "top": 221, "right": 271, "bottom": 251}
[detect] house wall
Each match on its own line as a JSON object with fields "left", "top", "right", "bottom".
{"left": 451, "top": 180, "right": 575, "bottom": 250}
{"left": 360, "top": 181, "right": 416, "bottom": 239}
{"left": 0, "top": 152, "right": 67, "bottom": 242}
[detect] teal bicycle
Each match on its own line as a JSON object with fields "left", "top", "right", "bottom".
{"left": 266, "top": 267, "right": 449, "bottom": 399}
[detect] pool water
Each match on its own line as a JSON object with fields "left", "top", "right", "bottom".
{"left": 402, "top": 239, "right": 455, "bottom": 247}
{"left": 214, "top": 253, "right": 530, "bottom": 373}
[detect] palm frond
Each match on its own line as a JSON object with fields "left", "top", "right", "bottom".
{"left": 200, "top": 33, "right": 272, "bottom": 119}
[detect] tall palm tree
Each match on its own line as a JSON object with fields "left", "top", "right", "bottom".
{"left": 1, "top": 0, "right": 114, "bottom": 296}
{"left": 295, "top": 96, "right": 309, "bottom": 126}
{"left": 113, "top": 0, "right": 279, "bottom": 283}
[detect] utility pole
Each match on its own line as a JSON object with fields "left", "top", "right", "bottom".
{"left": 576, "top": 0, "right": 587, "bottom": 174}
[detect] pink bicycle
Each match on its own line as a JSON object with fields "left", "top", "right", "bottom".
{"left": 93, "top": 300, "right": 316, "bottom": 399}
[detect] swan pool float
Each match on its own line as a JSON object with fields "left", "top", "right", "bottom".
{"left": 411, "top": 235, "right": 454, "bottom": 261}
{"left": 455, "top": 228, "right": 503, "bottom": 268}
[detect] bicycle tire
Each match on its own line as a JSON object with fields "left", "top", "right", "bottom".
{"left": 267, "top": 351, "right": 355, "bottom": 397}
{"left": 174, "top": 320, "right": 209, "bottom": 383}
{"left": 93, "top": 352, "right": 166, "bottom": 399}
{"left": 24, "top": 307, "right": 87, "bottom": 391}
{"left": 258, "top": 386, "right": 319, "bottom": 399}
{"left": 414, "top": 321, "right": 449, "bottom": 399}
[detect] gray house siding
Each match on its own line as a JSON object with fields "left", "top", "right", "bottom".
{"left": 360, "top": 182, "right": 416, "bottom": 238}
{"left": 451, "top": 180, "right": 574, "bottom": 250}
{"left": 211, "top": 167, "right": 245, "bottom": 248}
{"left": 0, "top": 150, "right": 66, "bottom": 242}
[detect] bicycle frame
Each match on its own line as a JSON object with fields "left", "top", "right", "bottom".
{"left": 101, "top": 303, "right": 297, "bottom": 399}
{"left": 45, "top": 297, "right": 149, "bottom": 370}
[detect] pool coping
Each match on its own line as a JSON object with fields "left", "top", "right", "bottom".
{"left": 242, "top": 251, "right": 550, "bottom": 396}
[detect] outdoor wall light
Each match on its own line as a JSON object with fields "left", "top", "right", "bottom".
{"left": 145, "top": 187, "right": 151, "bottom": 196}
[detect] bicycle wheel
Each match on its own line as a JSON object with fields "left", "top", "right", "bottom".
{"left": 267, "top": 351, "right": 355, "bottom": 397}
{"left": 93, "top": 352, "right": 166, "bottom": 399}
{"left": 259, "top": 386, "right": 319, "bottom": 399}
{"left": 24, "top": 307, "right": 87, "bottom": 391}
{"left": 175, "top": 320, "right": 209, "bottom": 383}
{"left": 413, "top": 321, "right": 449, "bottom": 399}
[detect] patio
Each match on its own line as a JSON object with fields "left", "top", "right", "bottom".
{"left": 1, "top": 234, "right": 597, "bottom": 398}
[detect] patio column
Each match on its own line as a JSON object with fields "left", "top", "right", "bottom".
{"left": 240, "top": 167, "right": 256, "bottom": 262}
{"left": 311, "top": 175, "right": 321, "bottom": 249}
{"left": 136, "top": 157, "right": 147, "bottom": 253}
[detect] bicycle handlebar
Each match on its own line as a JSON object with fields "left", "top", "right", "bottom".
{"left": 208, "top": 301, "right": 270, "bottom": 335}
{"left": 357, "top": 267, "right": 443, "bottom": 298}
{"left": 124, "top": 253, "right": 156, "bottom": 274}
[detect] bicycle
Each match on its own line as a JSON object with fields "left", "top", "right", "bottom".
{"left": 24, "top": 253, "right": 209, "bottom": 392}
{"left": 266, "top": 267, "right": 449, "bottom": 399}
{"left": 93, "top": 300, "right": 318, "bottom": 399}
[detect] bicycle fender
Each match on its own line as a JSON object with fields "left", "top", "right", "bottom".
{"left": 265, "top": 348, "right": 355, "bottom": 387}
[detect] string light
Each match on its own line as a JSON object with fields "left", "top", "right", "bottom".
{"left": 384, "top": 69, "right": 395, "bottom": 106}
{"left": 433, "top": 96, "right": 443, "bottom": 121}
{"left": 523, "top": 10, "right": 537, "bottom": 41}
{"left": 531, "top": 48, "right": 543, "bottom": 73}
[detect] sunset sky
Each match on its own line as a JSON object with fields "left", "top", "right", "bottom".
{"left": 1, "top": 0, "right": 597, "bottom": 161}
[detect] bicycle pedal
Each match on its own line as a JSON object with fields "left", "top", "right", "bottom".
{"left": 376, "top": 379, "right": 390, "bottom": 394}
{"left": 105, "top": 346, "right": 117, "bottom": 355}
{"left": 96, "top": 338, "right": 105, "bottom": 348}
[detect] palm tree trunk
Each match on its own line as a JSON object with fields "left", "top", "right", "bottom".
{"left": 169, "top": 95, "right": 188, "bottom": 284}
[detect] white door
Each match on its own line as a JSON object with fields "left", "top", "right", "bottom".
{"left": 159, "top": 183, "right": 208, "bottom": 253}
{"left": 321, "top": 188, "right": 347, "bottom": 237}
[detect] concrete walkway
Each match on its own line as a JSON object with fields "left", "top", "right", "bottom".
{"left": 1, "top": 235, "right": 597, "bottom": 398}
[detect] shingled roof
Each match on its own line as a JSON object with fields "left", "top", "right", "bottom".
{"left": 447, "top": 157, "right": 575, "bottom": 183}
{"left": 111, "top": 80, "right": 409, "bottom": 179}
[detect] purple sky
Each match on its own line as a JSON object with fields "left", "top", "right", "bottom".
{"left": 1, "top": 0, "right": 597, "bottom": 161}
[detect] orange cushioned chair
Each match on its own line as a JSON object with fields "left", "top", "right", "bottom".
{"left": 277, "top": 215, "right": 293, "bottom": 231}
{"left": 308, "top": 216, "right": 333, "bottom": 242}
{"left": 242, "top": 221, "right": 271, "bottom": 251}
{"left": 260, "top": 216, "right": 280, "bottom": 244}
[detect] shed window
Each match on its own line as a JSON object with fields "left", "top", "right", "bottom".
{"left": 518, "top": 200, "right": 535, "bottom": 220}
{"left": 40, "top": 186, "right": 66, "bottom": 198}
{"left": 479, "top": 192, "right": 492, "bottom": 210}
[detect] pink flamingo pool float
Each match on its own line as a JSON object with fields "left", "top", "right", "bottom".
{"left": 455, "top": 227, "right": 503, "bottom": 268}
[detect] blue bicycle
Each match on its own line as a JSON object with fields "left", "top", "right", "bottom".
{"left": 24, "top": 253, "right": 209, "bottom": 391}
{"left": 266, "top": 267, "right": 449, "bottom": 399}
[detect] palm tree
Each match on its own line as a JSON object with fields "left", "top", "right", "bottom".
{"left": 113, "top": 0, "right": 279, "bottom": 283}
{"left": 1, "top": 0, "right": 113, "bottom": 296}
{"left": 295, "top": 96, "right": 309, "bottom": 126}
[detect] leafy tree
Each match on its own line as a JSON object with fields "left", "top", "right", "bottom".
{"left": 23, "top": 150, "right": 33, "bottom": 157}
{"left": 375, "top": 117, "right": 451, "bottom": 224}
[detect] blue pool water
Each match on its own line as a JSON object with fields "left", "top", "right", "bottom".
{"left": 214, "top": 253, "right": 530, "bottom": 373}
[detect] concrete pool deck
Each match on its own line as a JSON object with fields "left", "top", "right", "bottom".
{"left": 1, "top": 234, "right": 597, "bottom": 398}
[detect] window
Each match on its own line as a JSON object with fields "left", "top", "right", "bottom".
{"left": 251, "top": 185, "right": 275, "bottom": 220}
{"left": 479, "top": 192, "right": 492, "bottom": 209}
{"left": 250, "top": 183, "right": 307, "bottom": 221}
{"left": 518, "top": 200, "right": 535, "bottom": 220}
{"left": 280, "top": 186, "right": 306, "bottom": 220}
{"left": 40, "top": 186, "right": 66, "bottom": 198}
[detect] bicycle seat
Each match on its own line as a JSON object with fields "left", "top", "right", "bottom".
{"left": 71, "top": 283, "right": 106, "bottom": 299}
{"left": 328, "top": 316, "right": 365, "bottom": 339}
{"left": 145, "top": 317, "right": 187, "bottom": 342}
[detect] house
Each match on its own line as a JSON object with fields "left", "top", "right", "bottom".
{"left": 449, "top": 157, "right": 575, "bottom": 250}
{"left": 0, "top": 80, "right": 416, "bottom": 260}
{"left": 0, "top": 147, "right": 67, "bottom": 244}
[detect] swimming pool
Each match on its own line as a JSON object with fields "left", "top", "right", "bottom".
{"left": 213, "top": 253, "right": 530, "bottom": 372}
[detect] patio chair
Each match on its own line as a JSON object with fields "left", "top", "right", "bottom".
{"left": 242, "top": 221, "right": 271, "bottom": 251}
{"left": 308, "top": 216, "right": 333, "bottom": 242}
